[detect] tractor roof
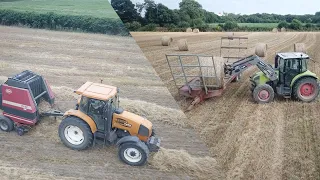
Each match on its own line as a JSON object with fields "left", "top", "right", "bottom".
{"left": 75, "top": 82, "right": 117, "bottom": 101}
{"left": 278, "top": 52, "right": 309, "bottom": 59}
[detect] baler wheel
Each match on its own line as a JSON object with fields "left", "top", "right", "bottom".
{"left": 0, "top": 116, "right": 14, "bottom": 132}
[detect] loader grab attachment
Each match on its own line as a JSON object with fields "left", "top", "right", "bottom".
{"left": 225, "top": 55, "right": 277, "bottom": 81}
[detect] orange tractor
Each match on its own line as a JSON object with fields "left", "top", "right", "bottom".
{"left": 59, "top": 82, "right": 160, "bottom": 166}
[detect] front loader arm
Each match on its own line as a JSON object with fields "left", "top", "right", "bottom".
{"left": 226, "top": 55, "right": 277, "bottom": 81}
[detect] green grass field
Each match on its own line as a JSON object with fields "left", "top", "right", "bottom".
{"left": 209, "top": 23, "right": 279, "bottom": 28}
{"left": 0, "top": 0, "right": 119, "bottom": 18}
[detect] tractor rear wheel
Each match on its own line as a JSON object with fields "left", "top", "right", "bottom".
{"left": 293, "top": 77, "right": 319, "bottom": 102}
{"left": 58, "top": 116, "right": 93, "bottom": 150}
{"left": 253, "top": 84, "right": 275, "bottom": 103}
{"left": 118, "top": 141, "right": 148, "bottom": 166}
{"left": 0, "top": 116, "right": 14, "bottom": 132}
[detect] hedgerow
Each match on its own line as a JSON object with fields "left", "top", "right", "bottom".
{"left": 0, "top": 9, "right": 129, "bottom": 36}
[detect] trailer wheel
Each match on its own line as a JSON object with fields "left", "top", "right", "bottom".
{"left": 59, "top": 116, "right": 93, "bottom": 150}
{"left": 293, "top": 77, "right": 319, "bottom": 102}
{"left": 253, "top": 84, "right": 274, "bottom": 103}
{"left": 17, "top": 127, "right": 25, "bottom": 136}
{"left": 0, "top": 116, "right": 14, "bottom": 132}
{"left": 118, "top": 142, "right": 148, "bottom": 166}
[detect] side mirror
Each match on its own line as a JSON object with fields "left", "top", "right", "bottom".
{"left": 114, "top": 108, "right": 124, "bottom": 114}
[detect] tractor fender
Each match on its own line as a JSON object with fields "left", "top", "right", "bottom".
{"left": 116, "top": 136, "right": 150, "bottom": 156}
{"left": 291, "top": 75, "right": 318, "bottom": 87}
{"left": 290, "top": 70, "right": 318, "bottom": 87}
{"left": 64, "top": 109, "right": 97, "bottom": 133}
{"left": 116, "top": 136, "right": 140, "bottom": 147}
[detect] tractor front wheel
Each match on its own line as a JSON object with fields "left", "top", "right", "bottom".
{"left": 293, "top": 77, "right": 319, "bottom": 102}
{"left": 118, "top": 142, "right": 148, "bottom": 166}
{"left": 58, "top": 116, "right": 93, "bottom": 150}
{"left": 253, "top": 84, "right": 275, "bottom": 103}
{"left": 0, "top": 116, "right": 14, "bottom": 132}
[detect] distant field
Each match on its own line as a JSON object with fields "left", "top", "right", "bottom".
{"left": 209, "top": 23, "right": 279, "bottom": 28}
{"left": 0, "top": 0, "right": 118, "bottom": 18}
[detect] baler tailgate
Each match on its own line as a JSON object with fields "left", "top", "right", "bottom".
{"left": 6, "top": 70, "right": 55, "bottom": 106}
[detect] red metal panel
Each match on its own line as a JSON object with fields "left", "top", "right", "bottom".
{"left": 1, "top": 84, "right": 36, "bottom": 113}
{"left": 3, "top": 112, "right": 36, "bottom": 125}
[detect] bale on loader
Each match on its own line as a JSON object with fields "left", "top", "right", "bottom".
{"left": 178, "top": 39, "right": 188, "bottom": 51}
{"left": 161, "top": 36, "right": 173, "bottom": 46}
{"left": 199, "top": 57, "right": 225, "bottom": 89}
{"left": 255, "top": 43, "right": 268, "bottom": 57}
{"left": 294, "top": 43, "right": 306, "bottom": 53}
{"left": 186, "top": 28, "right": 193, "bottom": 32}
{"left": 281, "top": 27, "right": 286, "bottom": 32}
{"left": 193, "top": 28, "right": 200, "bottom": 33}
{"left": 272, "top": 28, "right": 278, "bottom": 33}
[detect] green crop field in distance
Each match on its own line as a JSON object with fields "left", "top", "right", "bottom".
{"left": 209, "top": 23, "right": 279, "bottom": 28}
{"left": 0, "top": 0, "right": 119, "bottom": 18}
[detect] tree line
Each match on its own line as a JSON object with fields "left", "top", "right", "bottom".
{"left": 0, "top": 9, "right": 129, "bottom": 35}
{"left": 111, "top": 0, "right": 320, "bottom": 32}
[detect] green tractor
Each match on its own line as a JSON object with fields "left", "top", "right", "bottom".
{"left": 250, "top": 52, "right": 319, "bottom": 103}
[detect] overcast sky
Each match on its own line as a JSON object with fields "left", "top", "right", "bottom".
{"left": 130, "top": 0, "right": 319, "bottom": 15}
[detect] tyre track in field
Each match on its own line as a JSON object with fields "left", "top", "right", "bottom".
{"left": 281, "top": 32, "right": 320, "bottom": 180}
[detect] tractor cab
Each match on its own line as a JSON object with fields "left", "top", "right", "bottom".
{"left": 275, "top": 52, "right": 310, "bottom": 87}
{"left": 75, "top": 82, "right": 121, "bottom": 135}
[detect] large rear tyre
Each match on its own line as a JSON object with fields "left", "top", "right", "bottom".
{"left": 118, "top": 142, "right": 148, "bottom": 166}
{"left": 58, "top": 116, "right": 93, "bottom": 150}
{"left": 253, "top": 84, "right": 275, "bottom": 103}
{"left": 0, "top": 116, "right": 14, "bottom": 132}
{"left": 293, "top": 77, "right": 319, "bottom": 102}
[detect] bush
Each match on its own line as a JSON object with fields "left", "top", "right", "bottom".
{"left": 223, "top": 21, "right": 238, "bottom": 31}
{"left": 278, "top": 21, "right": 289, "bottom": 29}
{"left": 290, "top": 19, "right": 303, "bottom": 30}
{"left": 177, "top": 21, "right": 190, "bottom": 28}
{"left": 138, "top": 23, "right": 158, "bottom": 31}
{"left": 0, "top": 9, "right": 129, "bottom": 36}
{"left": 125, "top": 21, "right": 141, "bottom": 31}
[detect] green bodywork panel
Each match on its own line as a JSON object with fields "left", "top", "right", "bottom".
{"left": 250, "top": 70, "right": 318, "bottom": 87}
{"left": 250, "top": 70, "right": 279, "bottom": 85}
{"left": 290, "top": 70, "right": 318, "bottom": 86}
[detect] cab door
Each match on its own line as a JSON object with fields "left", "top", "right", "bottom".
{"left": 87, "top": 99, "right": 106, "bottom": 132}
{"left": 283, "top": 59, "right": 301, "bottom": 87}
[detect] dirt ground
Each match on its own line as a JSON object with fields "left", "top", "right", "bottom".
{"left": 0, "top": 26, "right": 214, "bottom": 180}
{"left": 132, "top": 31, "right": 320, "bottom": 179}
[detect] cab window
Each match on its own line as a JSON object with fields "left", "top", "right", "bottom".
{"left": 79, "top": 96, "right": 90, "bottom": 113}
{"left": 278, "top": 57, "right": 285, "bottom": 72}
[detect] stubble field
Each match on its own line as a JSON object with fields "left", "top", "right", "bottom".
{"left": 132, "top": 31, "right": 320, "bottom": 180}
{"left": 0, "top": 26, "right": 216, "bottom": 180}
